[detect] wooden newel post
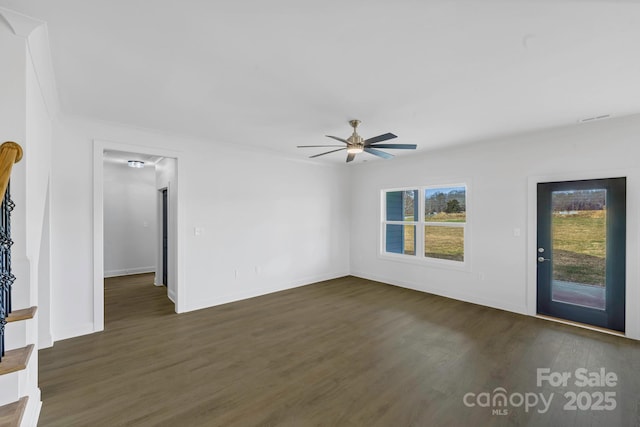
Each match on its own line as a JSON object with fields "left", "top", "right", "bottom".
{"left": 0, "top": 142, "right": 23, "bottom": 200}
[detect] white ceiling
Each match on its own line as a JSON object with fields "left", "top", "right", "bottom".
{"left": 3, "top": 0, "right": 640, "bottom": 163}
{"left": 104, "top": 150, "right": 164, "bottom": 168}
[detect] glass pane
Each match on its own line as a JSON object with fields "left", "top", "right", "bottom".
{"left": 425, "top": 186, "right": 466, "bottom": 222}
{"left": 425, "top": 226, "right": 464, "bottom": 261}
{"left": 386, "top": 190, "right": 418, "bottom": 221}
{"left": 551, "top": 189, "right": 606, "bottom": 310}
{"left": 386, "top": 224, "right": 416, "bottom": 255}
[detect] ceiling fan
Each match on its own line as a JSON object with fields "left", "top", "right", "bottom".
{"left": 298, "top": 120, "right": 417, "bottom": 163}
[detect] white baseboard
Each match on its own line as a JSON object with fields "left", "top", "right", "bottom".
{"left": 184, "top": 271, "right": 349, "bottom": 313}
{"left": 104, "top": 266, "right": 155, "bottom": 278}
{"left": 38, "top": 331, "right": 53, "bottom": 349}
{"left": 153, "top": 274, "right": 164, "bottom": 286}
{"left": 23, "top": 389, "right": 42, "bottom": 427}
{"left": 350, "top": 270, "right": 527, "bottom": 316}
{"left": 53, "top": 322, "right": 96, "bottom": 342}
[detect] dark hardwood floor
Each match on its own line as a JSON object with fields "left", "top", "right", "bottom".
{"left": 38, "top": 274, "right": 640, "bottom": 426}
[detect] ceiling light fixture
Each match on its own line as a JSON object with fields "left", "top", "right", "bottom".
{"left": 127, "top": 160, "right": 145, "bottom": 168}
{"left": 346, "top": 145, "right": 364, "bottom": 154}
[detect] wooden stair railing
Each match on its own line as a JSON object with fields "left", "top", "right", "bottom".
{"left": 0, "top": 142, "right": 22, "bottom": 200}
{"left": 0, "top": 142, "right": 23, "bottom": 362}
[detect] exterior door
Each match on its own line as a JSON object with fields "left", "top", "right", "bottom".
{"left": 537, "top": 178, "right": 625, "bottom": 332}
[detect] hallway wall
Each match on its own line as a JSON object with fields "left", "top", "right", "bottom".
{"left": 103, "top": 157, "right": 157, "bottom": 277}
{"left": 50, "top": 115, "right": 351, "bottom": 340}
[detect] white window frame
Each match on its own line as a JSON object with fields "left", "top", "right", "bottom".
{"left": 380, "top": 183, "right": 470, "bottom": 271}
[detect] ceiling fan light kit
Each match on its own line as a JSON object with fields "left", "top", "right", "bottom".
{"left": 298, "top": 119, "right": 417, "bottom": 162}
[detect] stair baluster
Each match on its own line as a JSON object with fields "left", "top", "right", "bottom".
{"left": 0, "top": 181, "right": 15, "bottom": 360}
{"left": 0, "top": 141, "right": 22, "bottom": 363}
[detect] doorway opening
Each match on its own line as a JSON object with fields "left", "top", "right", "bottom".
{"left": 103, "top": 150, "right": 159, "bottom": 280}
{"left": 94, "top": 140, "right": 181, "bottom": 332}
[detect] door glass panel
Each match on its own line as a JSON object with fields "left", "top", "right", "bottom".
{"left": 551, "top": 189, "right": 606, "bottom": 310}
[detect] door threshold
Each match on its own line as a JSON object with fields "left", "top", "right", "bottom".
{"left": 536, "top": 314, "right": 626, "bottom": 338}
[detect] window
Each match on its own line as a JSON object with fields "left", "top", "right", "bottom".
{"left": 383, "top": 184, "right": 467, "bottom": 265}
{"left": 424, "top": 186, "right": 466, "bottom": 261}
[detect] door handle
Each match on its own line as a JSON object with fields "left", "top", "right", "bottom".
{"left": 537, "top": 256, "right": 550, "bottom": 262}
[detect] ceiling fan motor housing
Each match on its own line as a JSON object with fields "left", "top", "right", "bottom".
{"left": 347, "top": 127, "right": 364, "bottom": 154}
{"left": 347, "top": 133, "right": 364, "bottom": 146}
{"left": 347, "top": 119, "right": 364, "bottom": 152}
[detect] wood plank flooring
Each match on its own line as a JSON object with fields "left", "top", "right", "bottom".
{"left": 38, "top": 274, "right": 640, "bottom": 426}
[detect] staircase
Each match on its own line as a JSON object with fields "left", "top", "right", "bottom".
{"left": 0, "top": 142, "right": 37, "bottom": 426}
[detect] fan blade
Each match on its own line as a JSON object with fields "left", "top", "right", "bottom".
{"left": 346, "top": 153, "right": 356, "bottom": 163}
{"left": 326, "top": 135, "right": 350, "bottom": 144}
{"left": 367, "top": 143, "right": 417, "bottom": 149}
{"left": 310, "top": 148, "right": 346, "bottom": 158}
{"left": 364, "top": 133, "right": 397, "bottom": 145}
{"left": 298, "top": 145, "right": 344, "bottom": 148}
{"left": 364, "top": 147, "right": 394, "bottom": 159}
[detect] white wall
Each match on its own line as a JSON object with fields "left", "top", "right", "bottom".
{"left": 0, "top": 18, "right": 26, "bottom": 141}
{"left": 51, "top": 112, "right": 640, "bottom": 342}
{"left": 1, "top": 19, "right": 54, "bottom": 314}
{"left": 38, "top": 181, "right": 51, "bottom": 348}
{"left": 0, "top": 15, "right": 28, "bottom": 310}
{"left": 51, "top": 119, "right": 94, "bottom": 338}
{"left": 350, "top": 113, "right": 640, "bottom": 339}
{"left": 0, "top": 12, "right": 54, "bottom": 424}
{"left": 51, "top": 116, "right": 351, "bottom": 340}
{"left": 103, "top": 158, "right": 157, "bottom": 277}
{"left": 0, "top": 17, "right": 29, "bottom": 414}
